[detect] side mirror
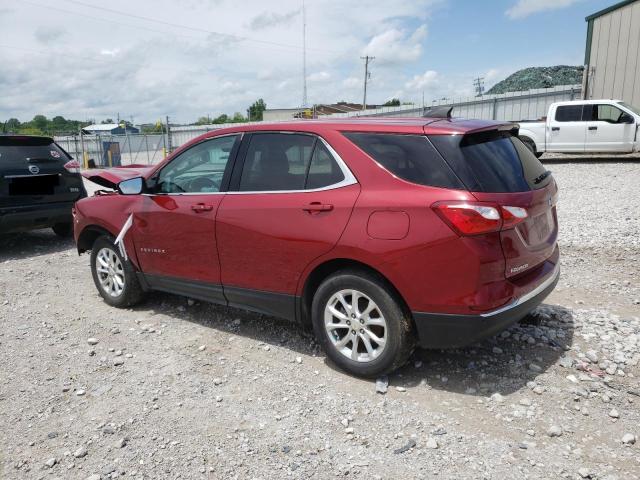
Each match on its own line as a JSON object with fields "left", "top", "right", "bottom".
{"left": 118, "top": 177, "right": 144, "bottom": 195}
{"left": 620, "top": 112, "right": 635, "bottom": 124}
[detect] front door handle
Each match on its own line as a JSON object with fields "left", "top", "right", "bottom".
{"left": 191, "top": 203, "right": 214, "bottom": 212}
{"left": 551, "top": 127, "right": 560, "bottom": 131}
{"left": 303, "top": 202, "right": 334, "bottom": 213}
{"left": 588, "top": 126, "right": 598, "bottom": 131}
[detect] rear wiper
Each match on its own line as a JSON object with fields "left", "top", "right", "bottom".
{"left": 533, "top": 170, "right": 552, "bottom": 184}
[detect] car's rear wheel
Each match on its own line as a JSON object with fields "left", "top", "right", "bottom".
{"left": 311, "top": 270, "right": 414, "bottom": 378}
{"left": 52, "top": 222, "right": 73, "bottom": 237}
{"left": 90, "top": 236, "right": 144, "bottom": 308}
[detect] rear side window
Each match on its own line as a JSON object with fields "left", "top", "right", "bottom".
{"left": 555, "top": 105, "right": 583, "bottom": 122}
{"left": 343, "top": 133, "right": 464, "bottom": 189}
{"left": 239, "top": 133, "right": 315, "bottom": 191}
{"left": 429, "top": 131, "right": 550, "bottom": 193}
{"left": 0, "top": 137, "right": 68, "bottom": 163}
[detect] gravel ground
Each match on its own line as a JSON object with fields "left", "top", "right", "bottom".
{"left": 1, "top": 159, "right": 639, "bottom": 480}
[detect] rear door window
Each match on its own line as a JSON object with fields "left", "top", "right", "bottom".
{"left": 239, "top": 133, "right": 315, "bottom": 191}
{"left": 429, "top": 131, "right": 551, "bottom": 193}
{"left": 343, "top": 133, "right": 464, "bottom": 189}
{"left": 555, "top": 105, "right": 583, "bottom": 122}
{"left": 305, "top": 142, "right": 345, "bottom": 189}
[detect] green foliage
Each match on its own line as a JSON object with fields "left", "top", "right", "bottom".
{"left": 383, "top": 98, "right": 401, "bottom": 107}
{"left": 1, "top": 114, "right": 90, "bottom": 135}
{"left": 141, "top": 121, "right": 165, "bottom": 134}
{"left": 486, "top": 66, "right": 584, "bottom": 95}
{"left": 247, "top": 98, "right": 266, "bottom": 121}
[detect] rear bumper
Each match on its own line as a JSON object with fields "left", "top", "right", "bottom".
{"left": 413, "top": 262, "right": 560, "bottom": 349}
{"left": 0, "top": 201, "right": 76, "bottom": 234}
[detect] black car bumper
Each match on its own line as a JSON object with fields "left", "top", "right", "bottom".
{"left": 0, "top": 201, "right": 76, "bottom": 234}
{"left": 413, "top": 264, "right": 560, "bottom": 349}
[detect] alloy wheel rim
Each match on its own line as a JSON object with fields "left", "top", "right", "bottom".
{"left": 324, "top": 289, "right": 387, "bottom": 363}
{"left": 96, "top": 247, "right": 125, "bottom": 297}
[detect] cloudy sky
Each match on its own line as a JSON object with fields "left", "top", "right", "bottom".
{"left": 0, "top": 0, "right": 608, "bottom": 123}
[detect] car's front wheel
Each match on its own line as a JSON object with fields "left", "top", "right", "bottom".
{"left": 90, "top": 236, "right": 144, "bottom": 308}
{"left": 311, "top": 270, "right": 414, "bottom": 378}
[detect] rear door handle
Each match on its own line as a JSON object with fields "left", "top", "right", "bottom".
{"left": 588, "top": 126, "right": 598, "bottom": 131}
{"left": 303, "top": 202, "right": 334, "bottom": 213}
{"left": 191, "top": 203, "right": 214, "bottom": 212}
{"left": 551, "top": 127, "right": 560, "bottom": 131}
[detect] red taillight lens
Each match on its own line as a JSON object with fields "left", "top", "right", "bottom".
{"left": 432, "top": 202, "right": 502, "bottom": 235}
{"left": 432, "top": 202, "right": 528, "bottom": 236}
{"left": 63, "top": 160, "right": 81, "bottom": 174}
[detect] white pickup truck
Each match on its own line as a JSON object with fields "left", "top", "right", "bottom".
{"left": 517, "top": 99, "right": 640, "bottom": 157}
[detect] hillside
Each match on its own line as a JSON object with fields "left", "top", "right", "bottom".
{"left": 486, "top": 66, "right": 584, "bottom": 94}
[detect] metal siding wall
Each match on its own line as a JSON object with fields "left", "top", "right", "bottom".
{"left": 589, "top": 1, "right": 640, "bottom": 105}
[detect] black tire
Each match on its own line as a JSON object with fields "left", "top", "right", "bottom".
{"left": 90, "top": 235, "right": 144, "bottom": 308}
{"left": 311, "top": 270, "right": 414, "bottom": 378}
{"left": 52, "top": 222, "right": 73, "bottom": 237}
{"left": 520, "top": 136, "right": 543, "bottom": 158}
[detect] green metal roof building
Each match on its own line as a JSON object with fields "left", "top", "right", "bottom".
{"left": 583, "top": 0, "right": 640, "bottom": 106}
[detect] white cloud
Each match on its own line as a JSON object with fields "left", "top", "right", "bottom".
{"left": 362, "top": 24, "right": 427, "bottom": 65}
{"left": 506, "top": 0, "right": 583, "bottom": 19}
{"left": 405, "top": 70, "right": 439, "bottom": 90}
{"left": 0, "top": 0, "right": 444, "bottom": 121}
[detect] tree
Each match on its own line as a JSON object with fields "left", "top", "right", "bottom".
{"left": 383, "top": 98, "right": 401, "bottom": 107}
{"left": 195, "top": 116, "right": 211, "bottom": 125}
{"left": 232, "top": 112, "right": 247, "bottom": 123}
{"left": 32, "top": 114, "right": 48, "bottom": 131}
{"left": 5, "top": 118, "right": 20, "bottom": 132}
{"left": 247, "top": 99, "right": 266, "bottom": 121}
{"left": 101, "top": 118, "right": 114, "bottom": 124}
{"left": 213, "top": 114, "right": 229, "bottom": 124}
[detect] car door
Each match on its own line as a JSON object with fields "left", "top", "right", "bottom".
{"left": 216, "top": 132, "right": 360, "bottom": 320}
{"left": 131, "top": 134, "right": 240, "bottom": 300}
{"left": 547, "top": 104, "right": 586, "bottom": 152}
{"left": 584, "top": 104, "right": 636, "bottom": 152}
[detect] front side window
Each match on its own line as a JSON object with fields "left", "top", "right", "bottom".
{"left": 595, "top": 104, "right": 625, "bottom": 123}
{"left": 239, "top": 133, "right": 316, "bottom": 191}
{"left": 156, "top": 135, "right": 239, "bottom": 193}
{"left": 555, "top": 105, "right": 583, "bottom": 122}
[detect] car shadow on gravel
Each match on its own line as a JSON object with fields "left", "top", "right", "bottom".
{"left": 133, "top": 292, "right": 574, "bottom": 397}
{"left": 0, "top": 230, "right": 75, "bottom": 261}
{"left": 135, "top": 291, "right": 320, "bottom": 355}
{"left": 393, "top": 303, "right": 575, "bottom": 396}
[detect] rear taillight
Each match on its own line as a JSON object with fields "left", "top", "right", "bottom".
{"left": 432, "top": 201, "right": 528, "bottom": 236}
{"left": 64, "top": 160, "right": 81, "bottom": 174}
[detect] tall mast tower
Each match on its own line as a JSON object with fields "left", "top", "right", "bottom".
{"left": 302, "top": 0, "right": 308, "bottom": 108}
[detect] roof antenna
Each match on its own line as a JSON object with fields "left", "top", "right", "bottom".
{"left": 422, "top": 106, "right": 453, "bottom": 119}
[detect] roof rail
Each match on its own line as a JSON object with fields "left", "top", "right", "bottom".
{"left": 422, "top": 106, "right": 453, "bottom": 119}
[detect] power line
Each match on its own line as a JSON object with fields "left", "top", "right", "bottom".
{"left": 56, "top": 0, "right": 336, "bottom": 54}
{"left": 360, "top": 56, "right": 374, "bottom": 110}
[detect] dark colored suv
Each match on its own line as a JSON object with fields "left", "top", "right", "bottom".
{"left": 74, "top": 117, "right": 559, "bottom": 377}
{"left": 0, "top": 135, "right": 86, "bottom": 236}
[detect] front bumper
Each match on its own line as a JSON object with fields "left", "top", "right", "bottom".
{"left": 413, "top": 262, "right": 560, "bottom": 349}
{"left": 0, "top": 201, "right": 76, "bottom": 234}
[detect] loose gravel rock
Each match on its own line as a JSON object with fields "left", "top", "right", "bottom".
{"left": 1, "top": 161, "right": 639, "bottom": 479}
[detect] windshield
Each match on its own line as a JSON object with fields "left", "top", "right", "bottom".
{"left": 618, "top": 102, "right": 640, "bottom": 116}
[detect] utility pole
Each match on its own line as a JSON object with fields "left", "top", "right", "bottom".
{"left": 361, "top": 55, "right": 374, "bottom": 110}
{"left": 165, "top": 115, "right": 172, "bottom": 154}
{"left": 301, "top": 0, "right": 308, "bottom": 108}
{"left": 473, "top": 76, "right": 485, "bottom": 96}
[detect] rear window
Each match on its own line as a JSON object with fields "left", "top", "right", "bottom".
{"left": 555, "top": 105, "right": 583, "bottom": 122}
{"left": 0, "top": 137, "right": 68, "bottom": 163}
{"left": 429, "top": 131, "right": 551, "bottom": 193}
{"left": 343, "top": 133, "right": 464, "bottom": 189}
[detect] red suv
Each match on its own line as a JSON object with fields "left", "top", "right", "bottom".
{"left": 74, "top": 117, "right": 559, "bottom": 377}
